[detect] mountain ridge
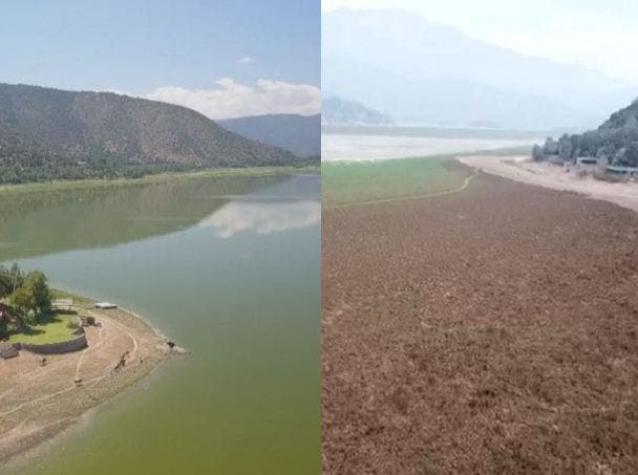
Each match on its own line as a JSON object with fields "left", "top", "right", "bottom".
{"left": 323, "top": 8, "right": 638, "bottom": 129}
{"left": 218, "top": 113, "right": 320, "bottom": 157}
{"left": 0, "top": 82, "right": 300, "bottom": 183}
{"left": 321, "top": 96, "right": 393, "bottom": 125}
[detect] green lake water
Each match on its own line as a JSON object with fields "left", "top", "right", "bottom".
{"left": 0, "top": 173, "right": 321, "bottom": 474}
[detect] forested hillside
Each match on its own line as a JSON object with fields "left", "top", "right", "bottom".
{"left": 534, "top": 99, "right": 638, "bottom": 167}
{"left": 0, "top": 83, "right": 299, "bottom": 184}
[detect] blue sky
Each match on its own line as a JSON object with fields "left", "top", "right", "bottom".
{"left": 0, "top": 0, "right": 320, "bottom": 118}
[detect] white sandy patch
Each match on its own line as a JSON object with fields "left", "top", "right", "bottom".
{"left": 322, "top": 133, "right": 536, "bottom": 162}
{"left": 460, "top": 155, "right": 638, "bottom": 214}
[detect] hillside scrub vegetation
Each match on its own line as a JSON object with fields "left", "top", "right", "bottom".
{"left": 0, "top": 83, "right": 311, "bottom": 184}
{"left": 534, "top": 99, "right": 638, "bottom": 167}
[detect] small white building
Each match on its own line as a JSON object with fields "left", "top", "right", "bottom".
{"left": 605, "top": 165, "right": 638, "bottom": 180}
{"left": 575, "top": 156, "right": 600, "bottom": 171}
{"left": 51, "top": 299, "right": 73, "bottom": 312}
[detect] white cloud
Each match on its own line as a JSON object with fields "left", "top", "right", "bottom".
{"left": 93, "top": 87, "right": 132, "bottom": 96}
{"left": 200, "top": 200, "right": 321, "bottom": 238}
{"left": 146, "top": 78, "right": 321, "bottom": 120}
{"left": 238, "top": 56, "right": 254, "bottom": 64}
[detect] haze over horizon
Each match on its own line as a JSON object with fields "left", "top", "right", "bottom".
{"left": 322, "top": 4, "right": 638, "bottom": 129}
{"left": 322, "top": 0, "right": 638, "bottom": 86}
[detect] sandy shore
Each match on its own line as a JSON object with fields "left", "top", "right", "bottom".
{"left": 0, "top": 300, "right": 175, "bottom": 467}
{"left": 460, "top": 155, "right": 638, "bottom": 213}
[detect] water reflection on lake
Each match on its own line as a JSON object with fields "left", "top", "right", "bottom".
{"left": 201, "top": 200, "right": 321, "bottom": 238}
{"left": 0, "top": 174, "right": 290, "bottom": 262}
{"left": 1, "top": 173, "right": 320, "bottom": 475}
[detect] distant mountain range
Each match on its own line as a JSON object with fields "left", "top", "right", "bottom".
{"left": 0, "top": 83, "right": 301, "bottom": 184}
{"left": 323, "top": 8, "right": 638, "bottom": 130}
{"left": 322, "top": 96, "right": 393, "bottom": 125}
{"left": 536, "top": 99, "right": 638, "bottom": 167}
{"left": 219, "top": 114, "right": 320, "bottom": 157}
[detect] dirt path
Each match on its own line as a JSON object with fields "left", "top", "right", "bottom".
{"left": 73, "top": 324, "right": 105, "bottom": 383}
{"left": 0, "top": 305, "right": 172, "bottom": 467}
{"left": 323, "top": 170, "right": 638, "bottom": 474}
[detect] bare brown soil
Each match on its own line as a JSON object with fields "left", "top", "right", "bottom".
{"left": 0, "top": 305, "right": 172, "bottom": 466}
{"left": 322, "top": 168, "right": 638, "bottom": 474}
{"left": 460, "top": 155, "right": 638, "bottom": 214}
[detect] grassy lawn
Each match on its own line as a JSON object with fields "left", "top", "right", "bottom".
{"left": 322, "top": 146, "right": 534, "bottom": 208}
{"left": 322, "top": 156, "right": 470, "bottom": 208}
{"left": 8, "top": 313, "right": 78, "bottom": 345}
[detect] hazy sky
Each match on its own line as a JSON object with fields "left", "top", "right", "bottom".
{"left": 322, "top": 0, "right": 638, "bottom": 85}
{"left": 0, "top": 0, "right": 320, "bottom": 118}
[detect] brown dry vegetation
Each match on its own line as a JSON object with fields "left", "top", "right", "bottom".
{"left": 322, "top": 169, "right": 638, "bottom": 474}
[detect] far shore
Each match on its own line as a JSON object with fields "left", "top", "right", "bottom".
{"left": 459, "top": 154, "right": 638, "bottom": 214}
{"left": 0, "top": 291, "right": 178, "bottom": 468}
{"left": 322, "top": 129, "right": 537, "bottom": 162}
{"left": 0, "top": 164, "right": 320, "bottom": 196}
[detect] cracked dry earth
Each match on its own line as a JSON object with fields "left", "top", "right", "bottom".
{"left": 322, "top": 169, "right": 638, "bottom": 474}
{"left": 0, "top": 307, "right": 169, "bottom": 467}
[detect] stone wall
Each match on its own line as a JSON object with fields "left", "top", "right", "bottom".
{"left": 15, "top": 329, "right": 88, "bottom": 355}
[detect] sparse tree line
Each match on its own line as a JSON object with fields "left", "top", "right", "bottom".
{"left": 0, "top": 148, "right": 319, "bottom": 185}
{"left": 532, "top": 100, "right": 638, "bottom": 167}
{"left": 0, "top": 149, "right": 196, "bottom": 185}
{"left": 533, "top": 130, "right": 638, "bottom": 167}
{"left": 0, "top": 264, "right": 52, "bottom": 337}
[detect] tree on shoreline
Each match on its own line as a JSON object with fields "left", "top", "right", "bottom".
{"left": 0, "top": 264, "right": 23, "bottom": 299}
{"left": 1, "top": 264, "right": 52, "bottom": 327}
{"left": 10, "top": 270, "right": 52, "bottom": 324}
{"left": 535, "top": 98, "right": 638, "bottom": 167}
